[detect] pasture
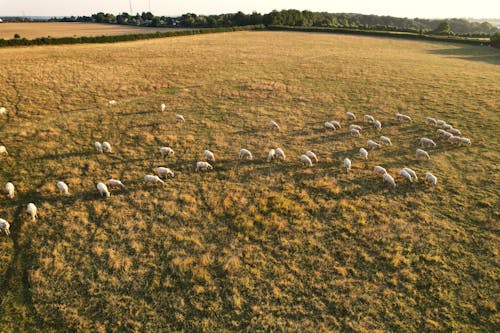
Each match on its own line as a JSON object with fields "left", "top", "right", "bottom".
{"left": 0, "top": 31, "right": 498, "bottom": 331}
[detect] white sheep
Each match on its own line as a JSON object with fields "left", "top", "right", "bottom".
{"left": 460, "top": 137, "right": 471, "bottom": 145}
{"left": 26, "top": 203, "right": 38, "bottom": 221}
{"left": 379, "top": 136, "right": 392, "bottom": 146}
{"left": 436, "top": 120, "right": 446, "bottom": 127}
{"left": 306, "top": 150, "right": 318, "bottom": 163}
{"left": 399, "top": 169, "right": 413, "bottom": 183}
{"left": 349, "top": 124, "right": 362, "bottom": 131}
{"left": 448, "top": 136, "right": 461, "bottom": 145}
{"left": 176, "top": 114, "right": 185, "bottom": 123}
{"left": 239, "top": 149, "right": 253, "bottom": 160}
{"left": 196, "top": 161, "right": 213, "bottom": 172}
{"left": 160, "top": 147, "right": 175, "bottom": 158}
{"left": 374, "top": 165, "right": 387, "bottom": 175}
{"left": 108, "top": 100, "right": 117, "bottom": 106}
{"left": 364, "top": 114, "right": 375, "bottom": 123}
{"left": 325, "top": 121, "right": 336, "bottom": 130}
{"left": 344, "top": 158, "right": 352, "bottom": 173}
{"left": 383, "top": 173, "right": 396, "bottom": 188}
{"left": 449, "top": 128, "right": 461, "bottom": 135}
{"left": 275, "top": 148, "right": 286, "bottom": 161}
{"left": 366, "top": 140, "right": 381, "bottom": 150}
{"left": 57, "top": 181, "right": 70, "bottom": 195}
{"left": 395, "top": 113, "right": 412, "bottom": 122}
{"left": 416, "top": 149, "right": 430, "bottom": 160}
{"left": 436, "top": 129, "right": 448, "bottom": 138}
{"left": 359, "top": 147, "right": 368, "bottom": 160}
{"left": 346, "top": 112, "right": 356, "bottom": 120}
{"left": 160, "top": 103, "right": 166, "bottom": 112}
{"left": 442, "top": 123, "right": 453, "bottom": 130}
{"left": 300, "top": 154, "right": 313, "bottom": 167}
{"left": 0, "top": 145, "right": 7, "bottom": 155}
{"left": 373, "top": 120, "right": 382, "bottom": 132}
{"left": 144, "top": 174, "right": 165, "bottom": 185}
{"left": 402, "top": 167, "right": 418, "bottom": 182}
{"left": 5, "top": 182, "right": 14, "bottom": 199}
{"left": 329, "top": 120, "right": 341, "bottom": 129}
{"left": 97, "top": 182, "right": 110, "bottom": 197}
{"left": 0, "top": 218, "right": 10, "bottom": 236}
{"left": 157, "top": 167, "right": 175, "bottom": 178}
{"left": 203, "top": 149, "right": 215, "bottom": 162}
{"left": 102, "top": 141, "right": 112, "bottom": 153}
{"left": 425, "top": 172, "right": 437, "bottom": 186}
{"left": 420, "top": 137, "right": 437, "bottom": 148}
{"left": 95, "top": 141, "right": 103, "bottom": 153}
{"left": 0, "top": 107, "right": 6, "bottom": 115}
{"left": 266, "top": 149, "right": 276, "bottom": 162}
{"left": 269, "top": 120, "right": 280, "bottom": 131}
{"left": 106, "top": 179, "right": 126, "bottom": 189}
{"left": 350, "top": 128, "right": 361, "bottom": 137}
{"left": 426, "top": 117, "right": 437, "bottom": 126}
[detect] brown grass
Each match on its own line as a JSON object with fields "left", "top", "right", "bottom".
{"left": 0, "top": 31, "right": 499, "bottom": 332}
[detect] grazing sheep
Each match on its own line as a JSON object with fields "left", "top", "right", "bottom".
{"left": 402, "top": 167, "right": 418, "bottom": 182}
{"left": 106, "top": 179, "right": 126, "bottom": 189}
{"left": 359, "top": 147, "right": 368, "bottom": 160}
{"left": 203, "top": 149, "right": 215, "bottom": 162}
{"left": 373, "top": 120, "right": 382, "bottom": 132}
{"left": 349, "top": 124, "right": 362, "bottom": 131}
{"left": 367, "top": 140, "right": 382, "bottom": 150}
{"left": 144, "top": 174, "right": 165, "bottom": 185}
{"left": 426, "top": 117, "right": 437, "bottom": 126}
{"left": 97, "top": 182, "right": 110, "bottom": 197}
{"left": 27, "top": 203, "right": 38, "bottom": 221}
{"left": 176, "top": 114, "right": 185, "bottom": 123}
{"left": 108, "top": 100, "right": 117, "bottom": 106}
{"left": 399, "top": 169, "right": 413, "bottom": 183}
{"left": 379, "top": 136, "right": 392, "bottom": 146}
{"left": 460, "top": 137, "right": 471, "bottom": 145}
{"left": 300, "top": 154, "right": 313, "bottom": 167}
{"left": 425, "top": 172, "right": 437, "bottom": 186}
{"left": 239, "top": 149, "right": 253, "bottom": 160}
{"left": 275, "top": 148, "right": 286, "bottom": 161}
{"left": 350, "top": 128, "right": 361, "bottom": 137}
{"left": 329, "top": 120, "right": 341, "bottom": 129}
{"left": 5, "top": 182, "right": 14, "bottom": 199}
{"left": 416, "top": 149, "right": 430, "bottom": 160}
{"left": 102, "top": 141, "right": 112, "bottom": 153}
{"left": 442, "top": 123, "right": 453, "bottom": 130}
{"left": 266, "top": 149, "right": 276, "bottom": 162}
{"left": 346, "top": 111, "right": 356, "bottom": 120}
{"left": 160, "top": 103, "right": 166, "bottom": 112}
{"left": 344, "top": 158, "right": 352, "bottom": 173}
{"left": 0, "top": 107, "right": 6, "bottom": 115}
{"left": 324, "top": 121, "right": 336, "bottom": 130}
{"left": 374, "top": 165, "right": 387, "bottom": 175}
{"left": 0, "top": 145, "right": 7, "bottom": 155}
{"left": 364, "top": 114, "right": 375, "bottom": 123}
{"left": 196, "top": 161, "right": 213, "bottom": 172}
{"left": 436, "top": 129, "right": 448, "bottom": 138}
{"left": 306, "top": 150, "right": 318, "bottom": 163}
{"left": 448, "top": 136, "right": 461, "bottom": 145}
{"left": 436, "top": 120, "right": 446, "bottom": 127}
{"left": 420, "top": 137, "right": 437, "bottom": 148}
{"left": 383, "top": 173, "right": 396, "bottom": 188}
{"left": 0, "top": 219, "right": 10, "bottom": 236}
{"left": 269, "top": 120, "right": 280, "bottom": 131}
{"left": 449, "top": 128, "right": 461, "bottom": 135}
{"left": 160, "top": 147, "right": 175, "bottom": 158}
{"left": 157, "top": 167, "right": 175, "bottom": 178}
{"left": 57, "top": 181, "right": 70, "bottom": 195}
{"left": 395, "top": 113, "right": 412, "bottom": 122}
{"left": 95, "top": 141, "right": 103, "bottom": 153}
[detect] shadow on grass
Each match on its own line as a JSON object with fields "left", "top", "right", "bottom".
{"left": 427, "top": 45, "right": 500, "bottom": 66}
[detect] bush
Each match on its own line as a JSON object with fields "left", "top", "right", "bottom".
{"left": 14, "top": 33, "right": 20, "bottom": 39}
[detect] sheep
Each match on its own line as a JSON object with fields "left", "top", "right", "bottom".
{"left": 359, "top": 147, "right": 368, "bottom": 160}
{"left": 306, "top": 151, "right": 318, "bottom": 163}
{"left": 344, "top": 158, "right": 351, "bottom": 173}
{"left": 373, "top": 120, "right": 382, "bottom": 132}
{"left": 144, "top": 174, "right": 165, "bottom": 185}
{"left": 425, "top": 172, "right": 437, "bottom": 186}
{"left": 426, "top": 117, "right": 437, "bottom": 126}
{"left": 95, "top": 141, "right": 103, "bottom": 153}
{"left": 269, "top": 120, "right": 280, "bottom": 131}
{"left": 300, "top": 154, "right": 313, "bottom": 167}
{"left": 364, "top": 114, "right": 375, "bottom": 123}
{"left": 449, "top": 128, "right": 461, "bottom": 135}
{"left": 416, "top": 149, "right": 430, "bottom": 160}
{"left": 395, "top": 113, "right": 412, "bottom": 122}
{"left": 420, "top": 137, "right": 437, "bottom": 148}
{"left": 0, "top": 145, "right": 7, "bottom": 155}
{"left": 350, "top": 128, "right": 361, "bottom": 137}
{"left": 346, "top": 111, "right": 356, "bottom": 120}
{"left": 436, "top": 120, "right": 446, "bottom": 127}
{"left": 106, "top": 179, "right": 126, "bottom": 189}
{"left": 176, "top": 114, "right": 185, "bottom": 123}
{"left": 399, "top": 169, "right": 413, "bottom": 183}
{"left": 0, "top": 107, "right": 6, "bottom": 115}
{"left": 160, "top": 147, "right": 175, "bottom": 158}
{"left": 442, "top": 123, "right": 453, "bottom": 130}
{"left": 26, "top": 203, "right": 38, "bottom": 221}
{"left": 108, "top": 100, "right": 117, "bottom": 106}
{"left": 366, "top": 140, "right": 382, "bottom": 150}
{"left": 275, "top": 148, "right": 286, "bottom": 161}
{"left": 203, "top": 149, "right": 215, "bottom": 162}
{"left": 383, "top": 173, "right": 396, "bottom": 188}
{"left": 102, "top": 141, "right": 112, "bottom": 153}
{"left": 157, "top": 167, "right": 175, "bottom": 178}
{"left": 374, "top": 165, "right": 387, "bottom": 175}
{"left": 5, "top": 182, "right": 14, "bottom": 199}
{"left": 448, "top": 136, "right": 461, "bottom": 145}
{"left": 97, "top": 182, "right": 110, "bottom": 197}
{"left": 402, "top": 167, "right": 418, "bottom": 182}
{"left": 460, "top": 137, "right": 471, "bottom": 145}
{"left": 57, "top": 181, "right": 70, "bottom": 195}
{"left": 160, "top": 103, "right": 166, "bottom": 112}
{"left": 196, "top": 161, "right": 213, "bottom": 172}
{"left": 0, "top": 219, "right": 10, "bottom": 236}
{"left": 349, "top": 124, "right": 362, "bottom": 131}
{"left": 329, "top": 120, "right": 341, "bottom": 129}
{"left": 436, "top": 129, "right": 449, "bottom": 138}
{"left": 239, "top": 149, "right": 253, "bottom": 160}
{"left": 324, "top": 121, "right": 336, "bottom": 130}
{"left": 379, "top": 136, "right": 392, "bottom": 146}
{"left": 266, "top": 149, "right": 276, "bottom": 162}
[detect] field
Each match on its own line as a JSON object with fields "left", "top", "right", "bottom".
{"left": 0, "top": 22, "right": 187, "bottom": 39}
{"left": 0, "top": 31, "right": 498, "bottom": 331}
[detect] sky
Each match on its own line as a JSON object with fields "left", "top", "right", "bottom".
{"left": 1, "top": 0, "right": 499, "bottom": 19}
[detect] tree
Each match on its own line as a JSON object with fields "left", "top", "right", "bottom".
{"left": 151, "top": 16, "right": 161, "bottom": 27}
{"left": 433, "top": 20, "right": 451, "bottom": 35}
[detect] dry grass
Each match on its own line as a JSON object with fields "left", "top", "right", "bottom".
{"left": 0, "top": 22, "right": 187, "bottom": 39}
{"left": 0, "top": 31, "right": 498, "bottom": 332}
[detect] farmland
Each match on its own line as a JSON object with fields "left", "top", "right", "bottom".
{"left": 0, "top": 31, "right": 498, "bottom": 331}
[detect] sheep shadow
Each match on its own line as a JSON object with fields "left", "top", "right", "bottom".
{"left": 36, "top": 150, "right": 94, "bottom": 161}
{"left": 119, "top": 110, "right": 157, "bottom": 116}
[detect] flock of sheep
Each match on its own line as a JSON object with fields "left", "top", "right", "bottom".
{"left": 0, "top": 102, "right": 472, "bottom": 237}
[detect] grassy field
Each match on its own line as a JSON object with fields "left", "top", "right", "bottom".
{"left": 0, "top": 31, "right": 498, "bottom": 332}
{"left": 0, "top": 22, "right": 188, "bottom": 39}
